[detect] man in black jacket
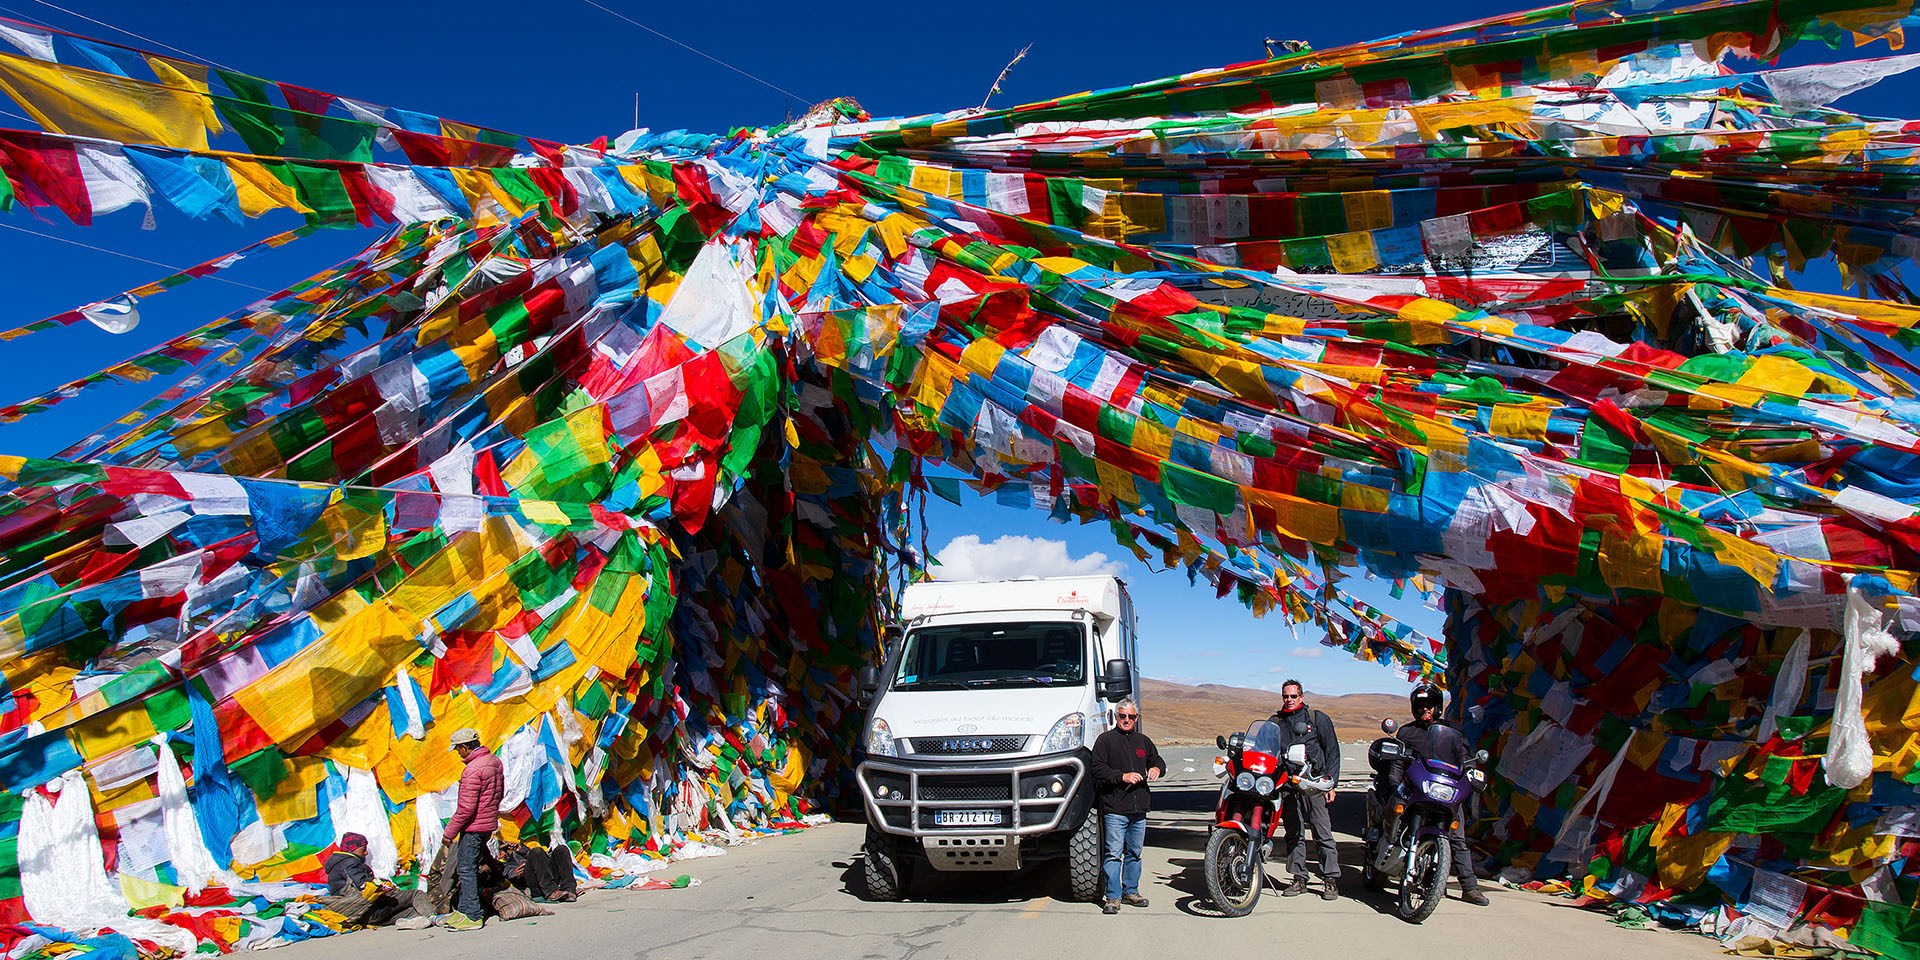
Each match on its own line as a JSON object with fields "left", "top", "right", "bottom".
{"left": 1273, "top": 680, "right": 1341, "bottom": 901}
{"left": 1399, "top": 681, "right": 1489, "bottom": 906}
{"left": 1089, "top": 698, "right": 1163, "bottom": 915}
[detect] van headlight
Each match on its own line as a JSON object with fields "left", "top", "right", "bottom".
{"left": 866, "top": 718, "right": 898, "bottom": 757}
{"left": 1041, "top": 713, "right": 1085, "bottom": 753}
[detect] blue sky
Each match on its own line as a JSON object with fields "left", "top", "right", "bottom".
{"left": 0, "top": 0, "right": 1913, "bottom": 694}
{"left": 916, "top": 493, "right": 1442, "bottom": 695}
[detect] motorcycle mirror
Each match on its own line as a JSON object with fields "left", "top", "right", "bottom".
{"left": 1475, "top": 749, "right": 1490, "bottom": 765}
{"left": 1216, "top": 734, "right": 1228, "bottom": 750}
{"left": 1380, "top": 717, "right": 1397, "bottom": 734}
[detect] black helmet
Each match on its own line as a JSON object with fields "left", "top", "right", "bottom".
{"left": 1410, "top": 681, "right": 1444, "bottom": 716}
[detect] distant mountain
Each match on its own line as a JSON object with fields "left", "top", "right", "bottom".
{"left": 1139, "top": 678, "right": 1406, "bottom": 743}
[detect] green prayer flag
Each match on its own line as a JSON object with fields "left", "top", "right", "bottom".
{"left": 1160, "top": 461, "right": 1238, "bottom": 516}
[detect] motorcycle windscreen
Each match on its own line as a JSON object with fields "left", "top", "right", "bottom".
{"left": 1244, "top": 719, "right": 1282, "bottom": 758}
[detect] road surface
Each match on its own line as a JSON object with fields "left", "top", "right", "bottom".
{"left": 273, "top": 762, "right": 1721, "bottom": 960}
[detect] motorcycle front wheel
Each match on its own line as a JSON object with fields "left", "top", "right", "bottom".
{"left": 1396, "top": 834, "right": 1451, "bottom": 923}
{"left": 1204, "top": 828, "right": 1264, "bottom": 917}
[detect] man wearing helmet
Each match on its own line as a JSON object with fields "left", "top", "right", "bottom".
{"left": 1272, "top": 679, "right": 1341, "bottom": 901}
{"left": 1398, "top": 681, "right": 1490, "bottom": 906}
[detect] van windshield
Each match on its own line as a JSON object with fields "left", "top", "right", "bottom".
{"left": 893, "top": 622, "right": 1087, "bottom": 690}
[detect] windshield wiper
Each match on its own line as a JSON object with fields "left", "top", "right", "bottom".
{"left": 895, "top": 679, "right": 970, "bottom": 690}
{"left": 964, "top": 675, "right": 1063, "bottom": 687}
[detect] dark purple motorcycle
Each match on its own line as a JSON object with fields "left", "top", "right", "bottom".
{"left": 1361, "top": 718, "right": 1487, "bottom": 923}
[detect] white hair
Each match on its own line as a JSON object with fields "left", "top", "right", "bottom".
{"left": 1116, "top": 698, "right": 1138, "bottom": 713}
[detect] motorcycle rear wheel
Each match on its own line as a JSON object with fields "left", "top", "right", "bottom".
{"left": 1361, "top": 847, "right": 1390, "bottom": 892}
{"left": 1204, "top": 829, "right": 1264, "bottom": 917}
{"left": 1396, "top": 835, "right": 1450, "bottom": 923}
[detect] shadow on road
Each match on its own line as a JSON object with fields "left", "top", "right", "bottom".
{"left": 1144, "top": 781, "right": 1432, "bottom": 918}
{"left": 836, "top": 853, "right": 1086, "bottom": 905}
{"left": 832, "top": 779, "right": 1424, "bottom": 916}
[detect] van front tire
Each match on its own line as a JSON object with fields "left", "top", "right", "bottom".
{"left": 862, "top": 826, "right": 910, "bottom": 901}
{"left": 1067, "top": 811, "right": 1103, "bottom": 902}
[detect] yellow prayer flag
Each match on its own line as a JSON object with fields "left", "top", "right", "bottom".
{"left": 1408, "top": 97, "right": 1536, "bottom": 140}
{"left": 521, "top": 500, "right": 571, "bottom": 526}
{"left": 233, "top": 598, "right": 418, "bottom": 746}
{"left": 1326, "top": 231, "right": 1379, "bottom": 273}
{"left": 959, "top": 338, "right": 1006, "bottom": 378}
{"left": 1343, "top": 190, "right": 1395, "bottom": 231}
{"left": 0, "top": 52, "right": 214, "bottom": 150}
{"left": 1490, "top": 404, "right": 1550, "bottom": 442}
{"left": 254, "top": 755, "right": 330, "bottom": 824}
{"left": 143, "top": 55, "right": 222, "bottom": 136}
{"left": 225, "top": 158, "right": 305, "bottom": 218}
{"left": 1598, "top": 528, "right": 1666, "bottom": 593}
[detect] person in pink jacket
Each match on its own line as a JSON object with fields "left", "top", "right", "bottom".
{"left": 441, "top": 727, "right": 504, "bottom": 930}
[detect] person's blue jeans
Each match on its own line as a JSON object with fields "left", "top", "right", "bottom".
{"left": 455, "top": 832, "right": 487, "bottom": 920}
{"left": 1102, "top": 812, "right": 1146, "bottom": 902}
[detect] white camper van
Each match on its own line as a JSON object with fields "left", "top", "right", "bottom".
{"left": 854, "top": 575, "right": 1140, "bottom": 901}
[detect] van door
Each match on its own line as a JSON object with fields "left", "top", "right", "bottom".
{"left": 1121, "top": 584, "right": 1140, "bottom": 703}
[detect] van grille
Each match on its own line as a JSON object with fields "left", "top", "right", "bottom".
{"left": 917, "top": 777, "right": 1014, "bottom": 801}
{"left": 907, "top": 736, "right": 1026, "bottom": 755}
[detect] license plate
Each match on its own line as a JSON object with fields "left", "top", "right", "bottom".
{"left": 934, "top": 809, "right": 1003, "bottom": 826}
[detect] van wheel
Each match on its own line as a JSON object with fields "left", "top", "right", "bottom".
{"left": 862, "top": 827, "right": 910, "bottom": 901}
{"left": 1067, "top": 811, "right": 1103, "bottom": 902}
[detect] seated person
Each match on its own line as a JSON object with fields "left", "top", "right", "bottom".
{"left": 500, "top": 841, "right": 579, "bottom": 902}
{"left": 322, "top": 833, "right": 417, "bottom": 927}
{"left": 424, "top": 835, "right": 510, "bottom": 919}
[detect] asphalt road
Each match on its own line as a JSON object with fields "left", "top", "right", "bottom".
{"left": 272, "top": 761, "right": 1723, "bottom": 960}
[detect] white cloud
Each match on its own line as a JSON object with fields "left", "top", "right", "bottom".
{"left": 1267, "top": 665, "right": 1287, "bottom": 673}
{"left": 932, "top": 534, "right": 1125, "bottom": 581}
{"left": 1287, "top": 646, "right": 1325, "bottom": 660}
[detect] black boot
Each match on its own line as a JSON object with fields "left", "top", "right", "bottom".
{"left": 1279, "top": 876, "right": 1309, "bottom": 897}
{"left": 1319, "top": 876, "right": 1339, "bottom": 901}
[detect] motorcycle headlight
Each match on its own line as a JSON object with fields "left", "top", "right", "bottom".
{"left": 866, "top": 717, "right": 897, "bottom": 757}
{"left": 1422, "top": 781, "right": 1457, "bottom": 803}
{"left": 1255, "top": 776, "right": 1275, "bottom": 796}
{"left": 1235, "top": 772, "right": 1256, "bottom": 792}
{"left": 1042, "top": 712, "right": 1086, "bottom": 753}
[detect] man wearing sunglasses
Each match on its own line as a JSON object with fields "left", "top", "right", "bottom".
{"left": 1272, "top": 680, "right": 1341, "bottom": 901}
{"left": 1089, "top": 699, "right": 1164, "bottom": 915}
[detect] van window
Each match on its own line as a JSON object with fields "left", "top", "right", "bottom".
{"left": 893, "top": 622, "right": 1087, "bottom": 690}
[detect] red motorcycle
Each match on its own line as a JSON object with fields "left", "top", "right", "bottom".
{"left": 1205, "top": 718, "right": 1292, "bottom": 916}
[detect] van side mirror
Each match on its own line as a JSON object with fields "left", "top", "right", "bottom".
{"left": 882, "top": 623, "right": 903, "bottom": 646}
{"left": 1099, "top": 658, "right": 1133, "bottom": 699}
{"left": 857, "top": 665, "right": 880, "bottom": 706}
